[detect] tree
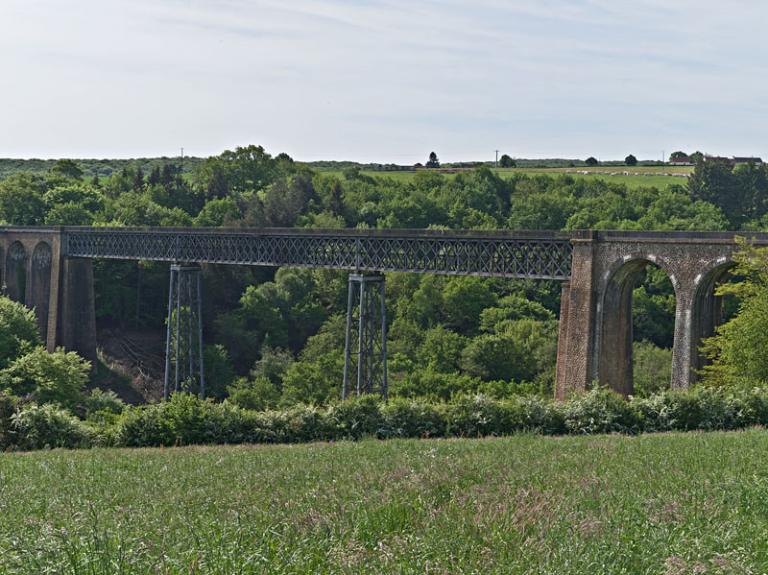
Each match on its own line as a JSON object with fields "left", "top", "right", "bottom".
{"left": 585, "top": 157, "right": 599, "bottom": 167}
{"left": 50, "top": 159, "right": 83, "bottom": 180}
{"left": 701, "top": 240, "right": 768, "bottom": 386}
{"left": 669, "top": 151, "right": 689, "bottom": 163}
{"left": 625, "top": 154, "right": 638, "bottom": 166}
{"left": 499, "top": 154, "right": 516, "bottom": 168}
{"left": 0, "top": 174, "right": 47, "bottom": 225}
{"left": 0, "top": 297, "right": 41, "bottom": 369}
{"left": 0, "top": 347, "right": 90, "bottom": 409}
{"left": 426, "top": 151, "right": 440, "bottom": 168}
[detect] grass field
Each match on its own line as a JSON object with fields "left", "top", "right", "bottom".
{"left": 317, "top": 166, "right": 692, "bottom": 190}
{"left": 1, "top": 431, "right": 766, "bottom": 574}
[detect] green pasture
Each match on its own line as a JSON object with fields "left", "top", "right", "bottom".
{"left": 316, "top": 166, "right": 692, "bottom": 190}
{"left": 1, "top": 430, "right": 766, "bottom": 573}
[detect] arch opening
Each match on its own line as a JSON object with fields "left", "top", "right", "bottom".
{"left": 599, "top": 258, "right": 676, "bottom": 397}
{"left": 30, "top": 242, "right": 52, "bottom": 336}
{"left": 5, "top": 242, "right": 28, "bottom": 304}
{"left": 690, "top": 262, "right": 740, "bottom": 379}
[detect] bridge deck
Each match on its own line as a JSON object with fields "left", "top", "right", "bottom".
{"left": 61, "top": 227, "right": 574, "bottom": 279}
{"left": 3, "top": 226, "right": 765, "bottom": 280}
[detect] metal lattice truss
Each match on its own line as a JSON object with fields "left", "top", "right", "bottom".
{"left": 65, "top": 228, "right": 572, "bottom": 279}
{"left": 343, "top": 274, "right": 387, "bottom": 399}
{"left": 164, "top": 264, "right": 205, "bottom": 399}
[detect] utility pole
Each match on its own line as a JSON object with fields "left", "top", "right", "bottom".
{"left": 495, "top": 150, "right": 499, "bottom": 167}
{"left": 180, "top": 147, "right": 184, "bottom": 172}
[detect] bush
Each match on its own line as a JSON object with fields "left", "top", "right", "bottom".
{"left": 11, "top": 404, "right": 93, "bottom": 450}
{"left": 115, "top": 403, "right": 176, "bottom": 447}
{"left": 227, "top": 376, "right": 280, "bottom": 411}
{"left": 380, "top": 398, "right": 446, "bottom": 438}
{"left": 328, "top": 395, "right": 383, "bottom": 439}
{"left": 253, "top": 404, "right": 331, "bottom": 443}
{"left": 22, "top": 385, "right": 768, "bottom": 452}
{"left": 515, "top": 396, "right": 566, "bottom": 434}
{"left": 0, "top": 391, "right": 16, "bottom": 449}
{"left": 0, "top": 296, "right": 41, "bottom": 369}
{"left": 446, "top": 394, "right": 511, "bottom": 437}
{"left": 0, "top": 347, "right": 90, "bottom": 409}
{"left": 83, "top": 389, "right": 125, "bottom": 415}
{"left": 562, "top": 388, "right": 640, "bottom": 434}
{"left": 633, "top": 387, "right": 751, "bottom": 432}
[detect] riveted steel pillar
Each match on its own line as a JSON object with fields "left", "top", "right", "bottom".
{"left": 342, "top": 273, "right": 387, "bottom": 400}
{"left": 163, "top": 264, "right": 205, "bottom": 399}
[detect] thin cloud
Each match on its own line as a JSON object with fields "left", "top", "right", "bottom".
{"left": 0, "top": 0, "right": 767, "bottom": 161}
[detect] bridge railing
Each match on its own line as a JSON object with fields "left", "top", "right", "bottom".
{"left": 62, "top": 227, "right": 573, "bottom": 279}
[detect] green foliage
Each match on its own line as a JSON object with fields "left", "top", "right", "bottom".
{"left": 460, "top": 319, "right": 557, "bottom": 383}
{"left": 0, "top": 347, "right": 90, "bottom": 409}
{"left": 11, "top": 386, "right": 768, "bottom": 452}
{"left": 379, "top": 398, "right": 445, "bottom": 438}
{"left": 82, "top": 388, "right": 125, "bottom": 416}
{"left": 426, "top": 151, "right": 440, "bottom": 168}
{"left": 0, "top": 296, "right": 41, "bottom": 369}
{"left": 0, "top": 173, "right": 47, "bottom": 224}
{"left": 227, "top": 376, "right": 280, "bottom": 411}
{"left": 625, "top": 154, "right": 638, "bottom": 166}
{"left": 327, "top": 394, "right": 383, "bottom": 439}
{"left": 202, "top": 344, "right": 236, "bottom": 399}
{"left": 50, "top": 159, "right": 84, "bottom": 179}
{"left": 701, "top": 241, "right": 768, "bottom": 387}
{"left": 632, "top": 341, "right": 672, "bottom": 397}
{"left": 194, "top": 197, "right": 241, "bottom": 226}
{"left": 11, "top": 404, "right": 93, "bottom": 450}
{"left": 499, "top": 154, "right": 515, "bottom": 168}
{"left": 0, "top": 390, "right": 16, "bottom": 449}
{"left": 561, "top": 388, "right": 640, "bottom": 434}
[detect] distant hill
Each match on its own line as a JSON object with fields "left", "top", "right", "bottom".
{"left": 0, "top": 156, "right": 668, "bottom": 181}
{"left": 0, "top": 157, "right": 204, "bottom": 180}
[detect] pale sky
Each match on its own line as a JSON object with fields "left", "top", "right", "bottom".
{"left": 1, "top": 0, "right": 767, "bottom": 163}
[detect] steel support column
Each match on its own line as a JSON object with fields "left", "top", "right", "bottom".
{"left": 163, "top": 263, "right": 205, "bottom": 399}
{"left": 342, "top": 273, "right": 387, "bottom": 399}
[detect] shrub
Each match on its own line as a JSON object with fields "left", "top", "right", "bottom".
{"left": 380, "top": 398, "right": 446, "bottom": 438}
{"left": 515, "top": 395, "right": 566, "bottom": 434}
{"left": 11, "top": 404, "right": 93, "bottom": 450}
{"left": 227, "top": 376, "right": 280, "bottom": 411}
{"left": 0, "top": 391, "right": 17, "bottom": 450}
{"left": 0, "top": 347, "right": 89, "bottom": 409}
{"left": 203, "top": 344, "right": 237, "bottom": 399}
{"left": 0, "top": 296, "right": 41, "bottom": 369}
{"left": 562, "top": 388, "right": 640, "bottom": 434}
{"left": 328, "top": 395, "right": 383, "bottom": 439}
{"left": 254, "top": 404, "right": 332, "bottom": 443}
{"left": 83, "top": 389, "right": 125, "bottom": 415}
{"left": 446, "top": 394, "right": 511, "bottom": 437}
{"left": 160, "top": 393, "right": 231, "bottom": 445}
{"left": 633, "top": 387, "right": 745, "bottom": 432}
{"left": 115, "top": 403, "right": 176, "bottom": 447}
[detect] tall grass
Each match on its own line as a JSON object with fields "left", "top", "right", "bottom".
{"left": 0, "top": 430, "right": 766, "bottom": 573}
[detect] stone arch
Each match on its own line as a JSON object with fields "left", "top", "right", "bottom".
{"left": 597, "top": 254, "right": 677, "bottom": 396}
{"left": 5, "top": 241, "right": 28, "bottom": 304}
{"left": 30, "top": 241, "right": 52, "bottom": 335}
{"left": 689, "top": 258, "right": 736, "bottom": 378}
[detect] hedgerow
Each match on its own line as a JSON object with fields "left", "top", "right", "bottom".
{"left": 5, "top": 386, "right": 768, "bottom": 451}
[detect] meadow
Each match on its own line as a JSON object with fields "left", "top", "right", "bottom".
{"left": 317, "top": 165, "right": 692, "bottom": 190}
{"left": 0, "top": 430, "right": 766, "bottom": 574}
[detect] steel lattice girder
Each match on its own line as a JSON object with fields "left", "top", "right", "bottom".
{"left": 63, "top": 228, "right": 573, "bottom": 279}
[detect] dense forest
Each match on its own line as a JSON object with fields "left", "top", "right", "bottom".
{"left": 0, "top": 146, "right": 765, "bottom": 408}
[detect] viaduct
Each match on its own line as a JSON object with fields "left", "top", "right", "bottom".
{"left": 0, "top": 226, "right": 758, "bottom": 399}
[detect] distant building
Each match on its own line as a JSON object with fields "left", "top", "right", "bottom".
{"left": 669, "top": 152, "right": 692, "bottom": 166}
{"left": 732, "top": 156, "right": 763, "bottom": 165}
{"left": 702, "top": 155, "right": 763, "bottom": 166}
